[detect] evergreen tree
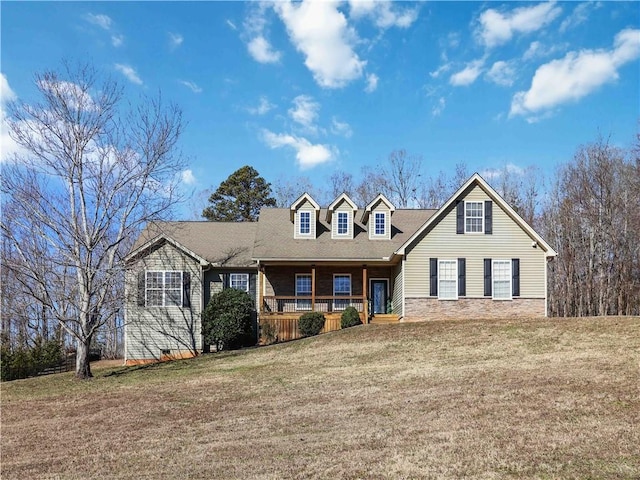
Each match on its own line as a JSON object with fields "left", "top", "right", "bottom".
{"left": 202, "top": 166, "right": 276, "bottom": 221}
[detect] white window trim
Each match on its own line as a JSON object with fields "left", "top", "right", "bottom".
{"left": 336, "top": 211, "right": 350, "bottom": 236}
{"left": 298, "top": 211, "right": 311, "bottom": 236}
{"left": 295, "top": 273, "right": 312, "bottom": 311}
{"left": 437, "top": 260, "right": 458, "bottom": 300}
{"left": 492, "top": 259, "right": 512, "bottom": 301}
{"left": 333, "top": 273, "right": 351, "bottom": 311}
{"left": 371, "top": 211, "right": 387, "bottom": 237}
{"left": 146, "top": 270, "right": 183, "bottom": 307}
{"left": 230, "top": 273, "right": 249, "bottom": 293}
{"left": 464, "top": 200, "right": 484, "bottom": 234}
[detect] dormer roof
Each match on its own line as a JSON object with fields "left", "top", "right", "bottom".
{"left": 361, "top": 193, "right": 396, "bottom": 224}
{"left": 289, "top": 193, "right": 320, "bottom": 222}
{"left": 326, "top": 193, "right": 358, "bottom": 223}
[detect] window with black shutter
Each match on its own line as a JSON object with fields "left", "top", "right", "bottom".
{"left": 429, "top": 258, "right": 438, "bottom": 296}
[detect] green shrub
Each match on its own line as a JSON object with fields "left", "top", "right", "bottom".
{"left": 202, "top": 288, "right": 256, "bottom": 351}
{"left": 340, "top": 306, "right": 362, "bottom": 329}
{"left": 298, "top": 312, "right": 325, "bottom": 337}
{"left": 0, "top": 338, "right": 64, "bottom": 382}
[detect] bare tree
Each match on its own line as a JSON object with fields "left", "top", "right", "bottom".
{"left": 1, "top": 62, "right": 184, "bottom": 378}
{"left": 383, "top": 149, "right": 423, "bottom": 207}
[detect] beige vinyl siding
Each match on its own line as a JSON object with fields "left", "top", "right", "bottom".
{"left": 294, "top": 200, "right": 317, "bottom": 239}
{"left": 331, "top": 202, "right": 354, "bottom": 239}
{"left": 404, "top": 185, "right": 547, "bottom": 299}
{"left": 125, "top": 241, "right": 203, "bottom": 361}
{"left": 369, "top": 205, "right": 391, "bottom": 240}
{"left": 392, "top": 262, "right": 403, "bottom": 315}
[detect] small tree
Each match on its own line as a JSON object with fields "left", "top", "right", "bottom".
{"left": 340, "top": 306, "right": 362, "bottom": 329}
{"left": 202, "top": 166, "right": 276, "bottom": 221}
{"left": 298, "top": 312, "right": 325, "bottom": 337}
{"left": 202, "top": 288, "right": 255, "bottom": 351}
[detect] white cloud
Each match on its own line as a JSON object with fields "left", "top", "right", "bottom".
{"left": 0, "top": 73, "right": 20, "bottom": 162}
{"left": 226, "top": 19, "right": 237, "bottom": 30}
{"left": 511, "top": 28, "right": 640, "bottom": 118}
{"left": 111, "top": 34, "right": 124, "bottom": 47}
{"left": 247, "top": 96, "right": 275, "bottom": 115}
{"left": 476, "top": 2, "right": 562, "bottom": 48}
{"left": 85, "top": 13, "right": 112, "bottom": 30}
{"left": 432, "top": 97, "right": 446, "bottom": 117}
{"left": 348, "top": 1, "right": 419, "bottom": 29}
{"left": 288, "top": 95, "right": 320, "bottom": 129}
{"left": 429, "top": 62, "right": 451, "bottom": 79}
{"left": 262, "top": 129, "right": 334, "bottom": 169}
{"left": 481, "top": 163, "right": 525, "bottom": 180}
{"left": 181, "top": 169, "right": 197, "bottom": 185}
{"left": 365, "top": 73, "right": 378, "bottom": 92}
{"left": 247, "top": 36, "right": 282, "bottom": 64}
{"left": 37, "top": 79, "right": 96, "bottom": 111}
{"left": 560, "top": 1, "right": 601, "bottom": 33}
{"left": 522, "top": 40, "right": 566, "bottom": 61}
{"left": 274, "top": 1, "right": 366, "bottom": 89}
{"left": 169, "top": 32, "right": 184, "bottom": 49}
{"left": 449, "top": 59, "right": 484, "bottom": 86}
{"left": 114, "top": 64, "right": 143, "bottom": 85}
{"left": 486, "top": 60, "right": 517, "bottom": 87}
{"left": 179, "top": 80, "right": 202, "bottom": 94}
{"left": 331, "top": 117, "right": 353, "bottom": 138}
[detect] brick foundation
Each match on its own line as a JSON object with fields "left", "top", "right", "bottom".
{"left": 403, "top": 297, "right": 545, "bottom": 321}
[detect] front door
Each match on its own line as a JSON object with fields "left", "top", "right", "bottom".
{"left": 370, "top": 279, "right": 389, "bottom": 314}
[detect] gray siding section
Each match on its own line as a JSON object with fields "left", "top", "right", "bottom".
{"left": 125, "top": 241, "right": 203, "bottom": 361}
{"left": 404, "top": 185, "right": 548, "bottom": 299}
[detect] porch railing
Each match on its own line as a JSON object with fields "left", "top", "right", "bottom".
{"left": 262, "top": 296, "right": 364, "bottom": 314}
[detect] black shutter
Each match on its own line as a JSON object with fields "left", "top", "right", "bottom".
{"left": 484, "top": 258, "right": 492, "bottom": 296}
{"left": 484, "top": 201, "right": 492, "bottom": 234}
{"left": 429, "top": 258, "right": 438, "bottom": 296}
{"left": 138, "top": 271, "right": 146, "bottom": 306}
{"left": 512, "top": 259, "right": 520, "bottom": 297}
{"left": 456, "top": 201, "right": 464, "bottom": 234}
{"left": 223, "top": 273, "right": 229, "bottom": 289}
{"left": 182, "top": 272, "right": 191, "bottom": 308}
{"left": 458, "top": 258, "right": 466, "bottom": 296}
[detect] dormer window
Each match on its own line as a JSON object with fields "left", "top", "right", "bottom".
{"left": 299, "top": 211, "right": 311, "bottom": 235}
{"left": 337, "top": 212, "right": 348, "bottom": 235}
{"left": 327, "top": 193, "right": 357, "bottom": 240}
{"left": 374, "top": 212, "right": 386, "bottom": 235}
{"left": 362, "top": 194, "right": 395, "bottom": 240}
{"left": 291, "top": 193, "right": 320, "bottom": 239}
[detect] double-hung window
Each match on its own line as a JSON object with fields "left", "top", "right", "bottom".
{"left": 333, "top": 274, "right": 351, "bottom": 310}
{"left": 438, "top": 260, "right": 457, "bottom": 300}
{"left": 465, "top": 201, "right": 484, "bottom": 233}
{"left": 337, "top": 212, "right": 348, "bottom": 235}
{"left": 493, "top": 260, "right": 512, "bottom": 300}
{"left": 146, "top": 271, "right": 182, "bottom": 307}
{"left": 296, "top": 274, "right": 312, "bottom": 310}
{"left": 230, "top": 273, "right": 249, "bottom": 292}
{"left": 299, "top": 211, "right": 310, "bottom": 235}
{"left": 374, "top": 212, "right": 386, "bottom": 235}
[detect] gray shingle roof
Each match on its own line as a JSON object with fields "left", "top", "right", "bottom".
{"left": 252, "top": 208, "right": 436, "bottom": 262}
{"left": 131, "top": 221, "right": 258, "bottom": 267}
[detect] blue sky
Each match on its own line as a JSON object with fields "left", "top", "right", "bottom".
{"left": 1, "top": 1, "right": 639, "bottom": 216}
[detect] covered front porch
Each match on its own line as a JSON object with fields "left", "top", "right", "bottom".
{"left": 258, "top": 262, "right": 400, "bottom": 341}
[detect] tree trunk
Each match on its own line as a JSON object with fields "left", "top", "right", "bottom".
{"left": 75, "top": 336, "right": 93, "bottom": 379}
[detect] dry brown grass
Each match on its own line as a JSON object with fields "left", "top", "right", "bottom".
{"left": 2, "top": 316, "right": 639, "bottom": 479}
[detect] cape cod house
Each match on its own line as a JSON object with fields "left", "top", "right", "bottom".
{"left": 124, "top": 173, "right": 557, "bottom": 364}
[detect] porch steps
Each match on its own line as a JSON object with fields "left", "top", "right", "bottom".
{"left": 368, "top": 314, "right": 399, "bottom": 324}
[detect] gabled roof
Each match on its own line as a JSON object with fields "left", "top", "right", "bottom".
{"left": 395, "top": 173, "right": 558, "bottom": 258}
{"left": 326, "top": 193, "right": 358, "bottom": 223}
{"left": 361, "top": 193, "right": 396, "bottom": 224}
{"left": 289, "top": 192, "right": 320, "bottom": 222}
{"left": 126, "top": 221, "right": 258, "bottom": 267}
{"left": 254, "top": 207, "right": 435, "bottom": 262}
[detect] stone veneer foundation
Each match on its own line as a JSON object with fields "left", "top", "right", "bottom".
{"left": 403, "top": 297, "right": 546, "bottom": 321}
